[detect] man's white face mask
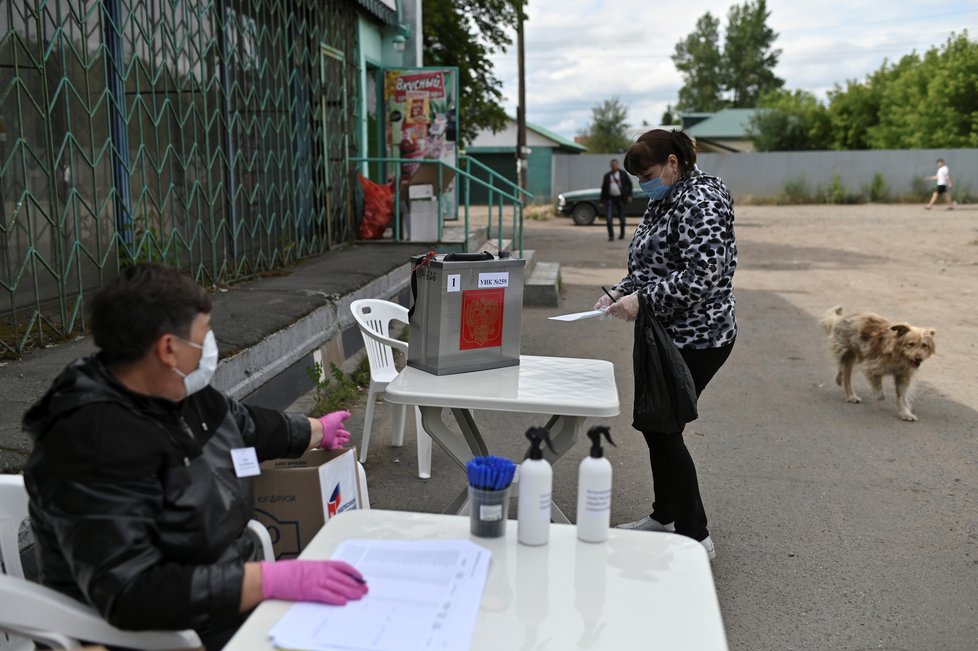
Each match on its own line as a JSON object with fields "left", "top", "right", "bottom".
{"left": 173, "top": 330, "right": 218, "bottom": 397}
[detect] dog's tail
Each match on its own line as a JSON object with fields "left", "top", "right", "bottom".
{"left": 820, "top": 306, "right": 844, "bottom": 334}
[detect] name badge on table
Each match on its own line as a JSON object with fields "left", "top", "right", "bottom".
{"left": 230, "top": 447, "right": 261, "bottom": 478}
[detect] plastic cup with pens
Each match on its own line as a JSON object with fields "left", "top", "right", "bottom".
{"left": 466, "top": 455, "right": 517, "bottom": 538}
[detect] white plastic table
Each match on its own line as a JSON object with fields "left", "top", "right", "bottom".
{"left": 383, "top": 355, "right": 620, "bottom": 522}
{"left": 223, "top": 509, "right": 729, "bottom": 651}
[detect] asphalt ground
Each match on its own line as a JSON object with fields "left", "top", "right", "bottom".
{"left": 323, "top": 204, "right": 978, "bottom": 651}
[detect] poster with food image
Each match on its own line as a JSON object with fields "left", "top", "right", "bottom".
{"left": 384, "top": 68, "right": 459, "bottom": 221}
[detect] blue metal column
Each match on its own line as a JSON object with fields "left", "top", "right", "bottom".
{"left": 103, "top": 0, "right": 133, "bottom": 247}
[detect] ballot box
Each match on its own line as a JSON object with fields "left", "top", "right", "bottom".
{"left": 408, "top": 251, "right": 525, "bottom": 375}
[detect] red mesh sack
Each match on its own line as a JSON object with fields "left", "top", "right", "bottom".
{"left": 358, "top": 173, "right": 394, "bottom": 240}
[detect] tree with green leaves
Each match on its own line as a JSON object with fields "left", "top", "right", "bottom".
{"left": 821, "top": 32, "right": 977, "bottom": 150}
{"left": 866, "top": 33, "right": 978, "bottom": 148}
{"left": 422, "top": 0, "right": 524, "bottom": 144}
{"left": 579, "top": 97, "right": 631, "bottom": 153}
{"left": 660, "top": 105, "right": 676, "bottom": 125}
{"left": 672, "top": 12, "right": 725, "bottom": 112}
{"left": 826, "top": 77, "right": 885, "bottom": 150}
{"left": 672, "top": 0, "right": 783, "bottom": 111}
{"left": 747, "top": 89, "right": 831, "bottom": 151}
{"left": 723, "top": 0, "right": 783, "bottom": 106}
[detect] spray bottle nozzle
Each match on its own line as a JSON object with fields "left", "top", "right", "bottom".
{"left": 525, "top": 426, "right": 556, "bottom": 460}
{"left": 586, "top": 425, "right": 615, "bottom": 458}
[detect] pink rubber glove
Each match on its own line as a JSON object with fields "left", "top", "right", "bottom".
{"left": 605, "top": 292, "right": 640, "bottom": 322}
{"left": 260, "top": 560, "right": 368, "bottom": 604}
{"left": 317, "top": 410, "right": 351, "bottom": 449}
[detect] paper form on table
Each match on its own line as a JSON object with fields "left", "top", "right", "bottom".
{"left": 267, "top": 538, "right": 491, "bottom": 651}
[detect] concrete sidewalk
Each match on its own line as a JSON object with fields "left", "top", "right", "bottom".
{"left": 0, "top": 242, "right": 429, "bottom": 473}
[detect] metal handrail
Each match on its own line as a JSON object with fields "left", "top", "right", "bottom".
{"left": 459, "top": 155, "right": 534, "bottom": 201}
{"left": 351, "top": 157, "right": 526, "bottom": 256}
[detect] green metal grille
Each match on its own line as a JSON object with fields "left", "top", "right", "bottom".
{"left": 0, "top": 0, "right": 361, "bottom": 358}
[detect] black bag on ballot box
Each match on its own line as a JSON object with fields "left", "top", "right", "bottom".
{"left": 632, "top": 294, "right": 698, "bottom": 433}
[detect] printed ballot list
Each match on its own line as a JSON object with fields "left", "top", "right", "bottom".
{"left": 268, "top": 539, "right": 491, "bottom": 651}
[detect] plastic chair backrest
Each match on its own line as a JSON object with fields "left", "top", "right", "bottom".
{"left": 0, "top": 574, "right": 202, "bottom": 649}
{"left": 0, "top": 474, "right": 29, "bottom": 579}
{"left": 350, "top": 299, "right": 409, "bottom": 382}
{"left": 0, "top": 474, "right": 202, "bottom": 649}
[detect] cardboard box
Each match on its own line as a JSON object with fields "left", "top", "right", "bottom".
{"left": 252, "top": 448, "right": 361, "bottom": 560}
{"left": 408, "top": 162, "right": 456, "bottom": 195}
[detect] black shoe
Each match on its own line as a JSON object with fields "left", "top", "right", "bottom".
{"left": 608, "top": 237, "right": 614, "bottom": 242}
{"left": 618, "top": 234, "right": 625, "bottom": 240}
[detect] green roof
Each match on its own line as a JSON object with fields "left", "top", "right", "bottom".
{"left": 526, "top": 121, "right": 587, "bottom": 152}
{"left": 685, "top": 109, "right": 762, "bottom": 139}
{"left": 466, "top": 118, "right": 587, "bottom": 153}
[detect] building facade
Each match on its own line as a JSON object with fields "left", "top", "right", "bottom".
{"left": 465, "top": 118, "right": 585, "bottom": 203}
{"left": 0, "top": 0, "right": 418, "bottom": 357}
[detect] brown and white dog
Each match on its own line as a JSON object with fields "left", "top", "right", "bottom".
{"left": 820, "top": 306, "right": 936, "bottom": 422}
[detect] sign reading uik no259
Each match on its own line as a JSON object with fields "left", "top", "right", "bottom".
{"left": 477, "top": 272, "right": 509, "bottom": 289}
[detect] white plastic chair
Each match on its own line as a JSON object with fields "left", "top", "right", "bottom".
{"left": 350, "top": 299, "right": 433, "bottom": 479}
{"left": 0, "top": 473, "right": 273, "bottom": 650}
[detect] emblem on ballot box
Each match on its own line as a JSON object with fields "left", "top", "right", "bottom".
{"left": 460, "top": 288, "right": 505, "bottom": 350}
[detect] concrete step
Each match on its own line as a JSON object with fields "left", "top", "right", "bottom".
{"left": 440, "top": 223, "right": 489, "bottom": 253}
{"left": 524, "top": 260, "right": 561, "bottom": 307}
{"left": 476, "top": 238, "right": 512, "bottom": 256}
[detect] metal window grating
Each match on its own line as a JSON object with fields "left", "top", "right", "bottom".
{"left": 0, "top": 0, "right": 360, "bottom": 358}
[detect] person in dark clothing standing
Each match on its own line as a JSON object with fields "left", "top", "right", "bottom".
{"left": 595, "top": 129, "right": 737, "bottom": 561}
{"left": 600, "top": 158, "right": 633, "bottom": 241}
{"left": 23, "top": 263, "right": 368, "bottom": 649}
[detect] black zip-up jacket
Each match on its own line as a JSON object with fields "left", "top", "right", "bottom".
{"left": 22, "top": 355, "right": 310, "bottom": 645}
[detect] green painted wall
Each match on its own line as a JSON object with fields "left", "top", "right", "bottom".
{"left": 527, "top": 147, "right": 552, "bottom": 202}
{"left": 464, "top": 154, "right": 514, "bottom": 204}
{"left": 466, "top": 148, "right": 554, "bottom": 203}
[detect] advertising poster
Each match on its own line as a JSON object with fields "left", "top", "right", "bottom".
{"left": 384, "top": 68, "right": 458, "bottom": 221}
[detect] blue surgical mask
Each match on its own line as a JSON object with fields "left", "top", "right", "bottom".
{"left": 639, "top": 169, "right": 674, "bottom": 200}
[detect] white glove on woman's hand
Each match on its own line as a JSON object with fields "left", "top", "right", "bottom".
{"left": 604, "top": 292, "right": 640, "bottom": 322}
{"left": 593, "top": 290, "right": 620, "bottom": 311}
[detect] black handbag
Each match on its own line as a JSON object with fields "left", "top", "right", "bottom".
{"left": 632, "top": 294, "right": 698, "bottom": 433}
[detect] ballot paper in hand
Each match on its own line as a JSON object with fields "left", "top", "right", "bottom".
{"left": 548, "top": 309, "right": 605, "bottom": 322}
{"left": 267, "top": 538, "right": 491, "bottom": 651}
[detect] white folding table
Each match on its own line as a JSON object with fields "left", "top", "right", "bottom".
{"left": 223, "top": 509, "right": 729, "bottom": 651}
{"left": 382, "top": 355, "right": 620, "bottom": 521}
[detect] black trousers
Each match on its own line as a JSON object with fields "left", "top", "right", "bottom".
{"left": 605, "top": 197, "right": 626, "bottom": 238}
{"left": 642, "top": 341, "right": 734, "bottom": 541}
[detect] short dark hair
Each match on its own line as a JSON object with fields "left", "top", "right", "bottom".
{"left": 90, "top": 263, "right": 212, "bottom": 366}
{"left": 623, "top": 129, "right": 697, "bottom": 177}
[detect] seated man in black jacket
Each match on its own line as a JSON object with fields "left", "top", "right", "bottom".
{"left": 23, "top": 263, "right": 368, "bottom": 649}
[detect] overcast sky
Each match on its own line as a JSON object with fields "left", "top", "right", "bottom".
{"left": 487, "top": 0, "right": 978, "bottom": 139}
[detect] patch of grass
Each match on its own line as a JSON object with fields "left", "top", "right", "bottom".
{"left": 896, "top": 176, "right": 934, "bottom": 203}
{"left": 826, "top": 172, "right": 859, "bottom": 204}
{"left": 525, "top": 204, "right": 554, "bottom": 221}
{"left": 735, "top": 194, "right": 780, "bottom": 206}
{"left": 736, "top": 170, "right": 972, "bottom": 206}
{"left": 864, "top": 173, "right": 890, "bottom": 203}
{"left": 782, "top": 176, "right": 812, "bottom": 204}
{"left": 305, "top": 360, "right": 369, "bottom": 416}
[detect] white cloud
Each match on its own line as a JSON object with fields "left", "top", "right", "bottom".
{"left": 484, "top": 0, "right": 977, "bottom": 137}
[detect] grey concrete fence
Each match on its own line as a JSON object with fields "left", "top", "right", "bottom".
{"left": 552, "top": 148, "right": 978, "bottom": 203}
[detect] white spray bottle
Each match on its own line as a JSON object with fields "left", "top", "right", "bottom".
{"left": 576, "top": 425, "right": 616, "bottom": 543}
{"left": 518, "top": 427, "right": 556, "bottom": 546}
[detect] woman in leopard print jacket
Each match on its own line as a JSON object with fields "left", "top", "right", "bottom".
{"left": 596, "top": 129, "right": 736, "bottom": 560}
